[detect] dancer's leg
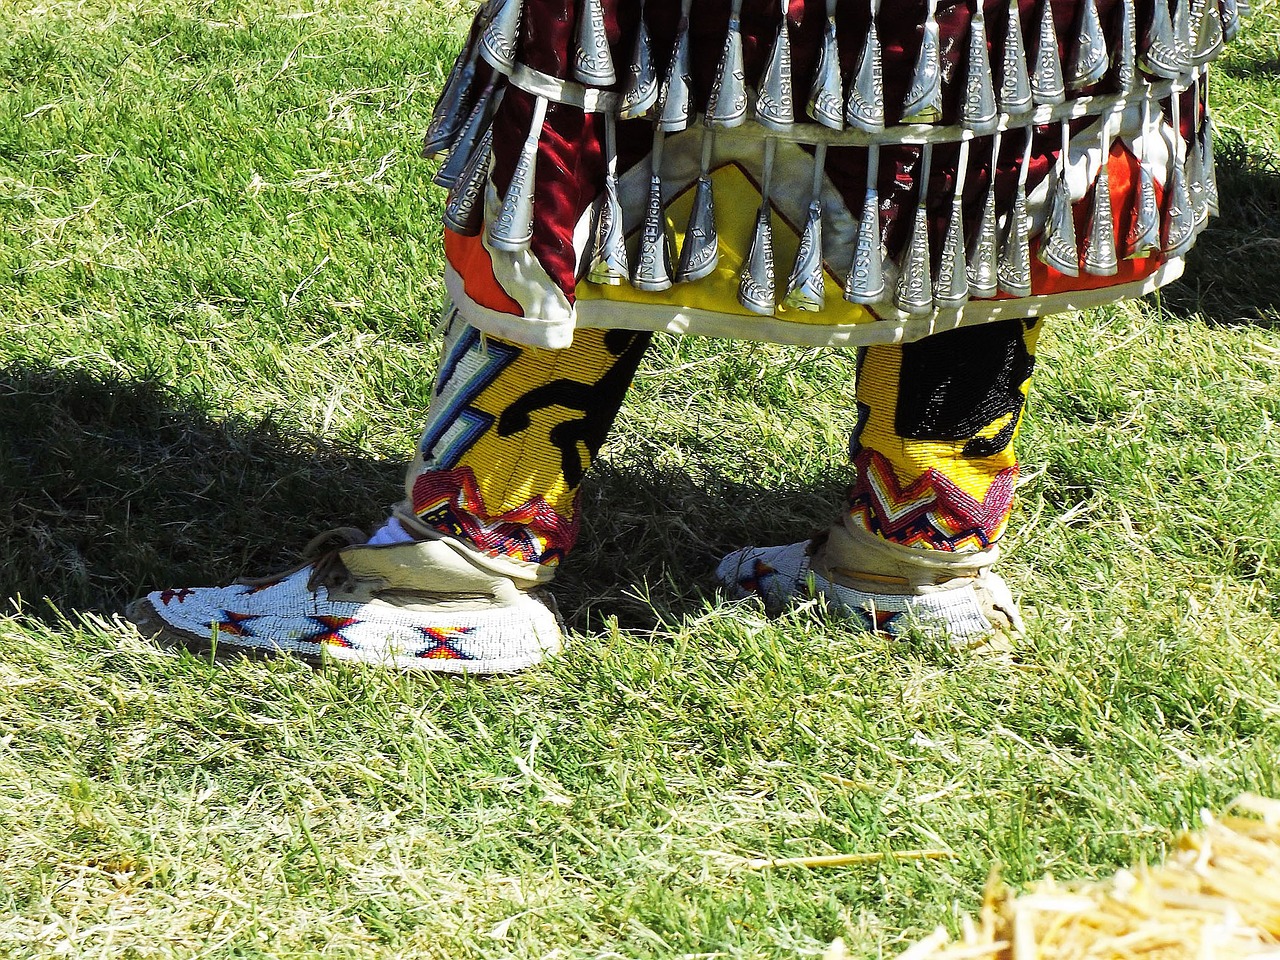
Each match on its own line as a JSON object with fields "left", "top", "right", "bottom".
{"left": 129, "top": 316, "right": 652, "bottom": 672}
{"left": 718, "top": 316, "right": 1042, "bottom": 643}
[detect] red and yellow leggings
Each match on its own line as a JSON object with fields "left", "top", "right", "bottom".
{"left": 405, "top": 312, "right": 1041, "bottom": 575}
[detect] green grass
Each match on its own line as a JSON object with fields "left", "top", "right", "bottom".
{"left": 2, "top": 0, "right": 1280, "bottom": 957}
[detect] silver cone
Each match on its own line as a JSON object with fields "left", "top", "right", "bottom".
{"left": 1142, "top": 0, "right": 1180, "bottom": 78}
{"left": 998, "top": 129, "right": 1034, "bottom": 297}
{"left": 442, "top": 127, "right": 493, "bottom": 237}
{"left": 756, "top": 8, "right": 795, "bottom": 131}
{"left": 1172, "top": 0, "right": 1194, "bottom": 70}
{"left": 1083, "top": 121, "right": 1118, "bottom": 275}
{"left": 633, "top": 174, "right": 674, "bottom": 291}
{"left": 657, "top": 1, "right": 693, "bottom": 132}
{"left": 1163, "top": 91, "right": 1195, "bottom": 255}
{"left": 846, "top": 0, "right": 885, "bottom": 132}
{"left": 433, "top": 81, "right": 499, "bottom": 190}
{"left": 707, "top": 2, "right": 748, "bottom": 128}
{"left": 1163, "top": 154, "right": 1195, "bottom": 257}
{"left": 1127, "top": 96, "right": 1161, "bottom": 258}
{"left": 619, "top": 3, "right": 659, "bottom": 120}
{"left": 902, "top": 0, "right": 943, "bottom": 124}
{"left": 574, "top": 0, "right": 616, "bottom": 85}
{"left": 1202, "top": 110, "right": 1219, "bottom": 217}
{"left": 809, "top": 7, "right": 844, "bottom": 129}
{"left": 479, "top": 0, "right": 522, "bottom": 71}
{"left": 588, "top": 116, "right": 629, "bottom": 284}
{"left": 935, "top": 143, "right": 971, "bottom": 308}
{"left": 895, "top": 145, "right": 934, "bottom": 316}
{"left": 487, "top": 96, "right": 546, "bottom": 252}
{"left": 1070, "top": 0, "right": 1109, "bottom": 89}
{"left": 1127, "top": 158, "right": 1161, "bottom": 258}
{"left": 968, "top": 133, "right": 1001, "bottom": 298}
{"left": 1222, "top": 0, "right": 1241, "bottom": 42}
{"left": 784, "top": 143, "right": 829, "bottom": 312}
{"left": 423, "top": 49, "right": 477, "bottom": 159}
{"left": 963, "top": 5, "right": 999, "bottom": 134}
{"left": 1186, "top": 108, "right": 1209, "bottom": 227}
{"left": 1114, "top": 0, "right": 1138, "bottom": 95}
{"left": 1040, "top": 171, "right": 1080, "bottom": 276}
{"left": 676, "top": 175, "right": 719, "bottom": 282}
{"left": 1000, "top": 0, "right": 1034, "bottom": 117}
{"left": 739, "top": 201, "right": 776, "bottom": 314}
{"left": 588, "top": 176, "right": 629, "bottom": 284}
{"left": 1193, "top": 0, "right": 1225, "bottom": 63}
{"left": 1031, "top": 0, "right": 1066, "bottom": 106}
{"left": 784, "top": 201, "right": 825, "bottom": 311}
{"left": 845, "top": 147, "right": 886, "bottom": 304}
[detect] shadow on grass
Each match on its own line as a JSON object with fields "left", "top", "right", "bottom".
{"left": 0, "top": 361, "right": 401, "bottom": 617}
{"left": 0, "top": 360, "right": 847, "bottom": 632}
{"left": 1161, "top": 135, "right": 1280, "bottom": 328}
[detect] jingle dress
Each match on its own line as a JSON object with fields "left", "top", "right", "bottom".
{"left": 424, "top": 0, "right": 1240, "bottom": 350}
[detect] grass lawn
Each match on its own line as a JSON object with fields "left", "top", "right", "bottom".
{"left": 2, "top": 1, "right": 1279, "bottom": 956}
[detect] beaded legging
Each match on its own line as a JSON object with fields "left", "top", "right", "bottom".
{"left": 406, "top": 314, "right": 1040, "bottom": 576}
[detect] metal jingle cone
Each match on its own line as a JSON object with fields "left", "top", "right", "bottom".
{"left": 1142, "top": 0, "right": 1180, "bottom": 78}
{"left": 707, "top": 0, "right": 749, "bottom": 128}
{"left": 1163, "top": 92, "right": 1196, "bottom": 255}
{"left": 1039, "top": 142, "right": 1080, "bottom": 275}
{"left": 903, "top": 0, "right": 943, "bottom": 123}
{"left": 443, "top": 127, "right": 493, "bottom": 237}
{"left": 676, "top": 175, "right": 718, "bottom": 282}
{"left": 1221, "top": 0, "right": 1241, "bottom": 42}
{"left": 756, "top": 2, "right": 795, "bottom": 132}
{"left": 588, "top": 116, "right": 629, "bottom": 284}
{"left": 1163, "top": 156, "right": 1196, "bottom": 256}
{"left": 433, "top": 81, "right": 499, "bottom": 190}
{"left": 1202, "top": 110, "right": 1219, "bottom": 217}
{"left": 784, "top": 202, "right": 826, "bottom": 311}
{"left": 658, "top": 2, "right": 693, "bottom": 132}
{"left": 968, "top": 132, "right": 1002, "bottom": 298}
{"left": 739, "top": 202, "right": 777, "bottom": 314}
{"left": 963, "top": 5, "right": 999, "bottom": 134}
{"left": 619, "top": 2, "right": 659, "bottom": 120}
{"left": 487, "top": 96, "right": 547, "bottom": 252}
{"left": 1070, "top": 0, "right": 1109, "bottom": 90}
{"left": 739, "top": 139, "right": 777, "bottom": 314}
{"left": 1172, "top": 0, "right": 1194, "bottom": 70}
{"left": 1000, "top": 0, "right": 1033, "bottom": 117}
{"left": 1083, "top": 119, "right": 1119, "bottom": 276}
{"left": 1126, "top": 96, "right": 1161, "bottom": 257}
{"left": 588, "top": 177, "right": 629, "bottom": 284}
{"left": 1186, "top": 106, "right": 1209, "bottom": 227}
{"left": 809, "top": 1, "right": 844, "bottom": 129}
{"left": 1127, "top": 160, "right": 1161, "bottom": 257}
{"left": 574, "top": 0, "right": 616, "bottom": 86}
{"left": 1192, "top": 0, "right": 1225, "bottom": 64}
{"left": 1031, "top": 0, "right": 1066, "bottom": 106}
{"left": 895, "top": 145, "right": 934, "bottom": 316}
{"left": 784, "top": 143, "right": 828, "bottom": 312}
{"left": 1239, "top": 0, "right": 1252, "bottom": 15}
{"left": 846, "top": 0, "right": 885, "bottom": 132}
{"left": 479, "top": 0, "right": 523, "bottom": 71}
{"left": 676, "top": 132, "right": 719, "bottom": 282}
{"left": 1115, "top": 0, "right": 1138, "bottom": 96}
{"left": 423, "top": 49, "right": 477, "bottom": 159}
{"left": 998, "top": 129, "right": 1034, "bottom": 297}
{"left": 935, "top": 141, "right": 972, "bottom": 308}
{"left": 845, "top": 146, "right": 886, "bottom": 304}
{"left": 633, "top": 179, "right": 674, "bottom": 291}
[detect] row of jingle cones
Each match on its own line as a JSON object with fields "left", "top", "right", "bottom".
{"left": 423, "top": 0, "right": 1248, "bottom": 151}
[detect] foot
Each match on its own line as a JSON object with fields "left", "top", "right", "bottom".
{"left": 127, "top": 530, "right": 563, "bottom": 674}
{"left": 714, "top": 536, "right": 1023, "bottom": 647}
